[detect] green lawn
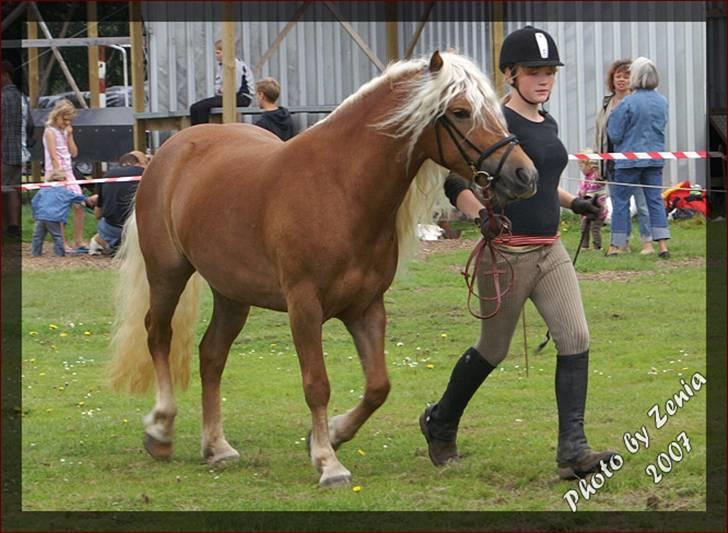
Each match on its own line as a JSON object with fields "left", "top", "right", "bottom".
{"left": 18, "top": 214, "right": 710, "bottom": 514}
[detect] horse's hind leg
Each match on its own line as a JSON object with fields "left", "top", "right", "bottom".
{"left": 330, "top": 295, "right": 391, "bottom": 448}
{"left": 199, "top": 289, "right": 250, "bottom": 467}
{"left": 288, "top": 285, "right": 352, "bottom": 487}
{"left": 143, "top": 266, "right": 194, "bottom": 459}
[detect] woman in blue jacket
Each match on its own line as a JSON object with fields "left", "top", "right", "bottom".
{"left": 606, "top": 57, "right": 670, "bottom": 258}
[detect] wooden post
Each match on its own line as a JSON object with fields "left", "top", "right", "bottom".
{"left": 27, "top": 15, "right": 41, "bottom": 179}
{"left": 28, "top": 2, "right": 88, "bottom": 109}
{"left": 491, "top": 3, "right": 505, "bottom": 97}
{"left": 87, "top": 2, "right": 100, "bottom": 108}
{"left": 130, "top": 2, "right": 146, "bottom": 150}
{"left": 385, "top": 3, "right": 398, "bottom": 63}
{"left": 404, "top": 2, "right": 434, "bottom": 59}
{"left": 221, "top": 16, "right": 236, "bottom": 124}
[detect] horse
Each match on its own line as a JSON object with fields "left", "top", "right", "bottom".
{"left": 107, "top": 51, "right": 538, "bottom": 487}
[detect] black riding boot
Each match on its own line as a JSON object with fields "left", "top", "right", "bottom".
{"left": 555, "top": 351, "right": 615, "bottom": 479}
{"left": 420, "top": 347, "right": 495, "bottom": 466}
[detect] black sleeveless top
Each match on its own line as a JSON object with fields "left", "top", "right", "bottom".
{"left": 444, "top": 106, "right": 569, "bottom": 236}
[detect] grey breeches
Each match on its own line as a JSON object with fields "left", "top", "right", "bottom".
{"left": 474, "top": 239, "right": 589, "bottom": 366}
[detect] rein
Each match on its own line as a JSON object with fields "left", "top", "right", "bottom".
{"left": 461, "top": 186, "right": 515, "bottom": 320}
{"left": 433, "top": 114, "right": 520, "bottom": 320}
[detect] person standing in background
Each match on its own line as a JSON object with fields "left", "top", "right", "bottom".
{"left": 596, "top": 59, "right": 653, "bottom": 255}
{"left": 42, "top": 99, "right": 86, "bottom": 253}
{"left": 607, "top": 57, "right": 670, "bottom": 258}
{"left": 2, "top": 60, "right": 31, "bottom": 239}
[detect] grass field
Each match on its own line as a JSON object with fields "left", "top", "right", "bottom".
{"left": 18, "top": 213, "right": 710, "bottom": 515}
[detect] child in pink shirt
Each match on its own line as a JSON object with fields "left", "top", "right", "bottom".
{"left": 43, "top": 99, "right": 86, "bottom": 252}
{"left": 577, "top": 156, "right": 607, "bottom": 250}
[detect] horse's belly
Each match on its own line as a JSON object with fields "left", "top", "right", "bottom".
{"left": 196, "top": 264, "right": 288, "bottom": 312}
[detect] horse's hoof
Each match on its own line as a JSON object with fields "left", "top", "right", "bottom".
{"left": 143, "top": 433, "right": 172, "bottom": 460}
{"left": 319, "top": 473, "right": 352, "bottom": 488}
{"left": 204, "top": 449, "right": 241, "bottom": 468}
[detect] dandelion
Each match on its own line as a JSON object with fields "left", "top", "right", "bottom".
{"left": 49, "top": 324, "right": 58, "bottom": 330}
{"left": 29, "top": 331, "right": 38, "bottom": 336}
{"left": 425, "top": 364, "right": 434, "bottom": 369}
{"left": 357, "top": 449, "right": 366, "bottom": 456}
{"left": 352, "top": 485, "right": 362, "bottom": 493}
{"left": 440, "top": 333, "right": 448, "bottom": 338}
{"left": 84, "top": 331, "right": 92, "bottom": 336}
{"left": 59, "top": 332, "right": 68, "bottom": 338}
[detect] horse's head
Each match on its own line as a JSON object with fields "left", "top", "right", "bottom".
{"left": 382, "top": 51, "right": 538, "bottom": 206}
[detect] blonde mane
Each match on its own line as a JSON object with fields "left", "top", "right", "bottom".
{"left": 320, "top": 53, "right": 505, "bottom": 273}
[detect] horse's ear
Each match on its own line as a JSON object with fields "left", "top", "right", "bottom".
{"left": 429, "top": 51, "right": 443, "bottom": 73}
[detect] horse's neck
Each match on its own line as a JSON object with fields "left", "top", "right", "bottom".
{"left": 314, "top": 84, "right": 425, "bottom": 224}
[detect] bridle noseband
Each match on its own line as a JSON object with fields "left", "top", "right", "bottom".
{"left": 435, "top": 114, "right": 519, "bottom": 187}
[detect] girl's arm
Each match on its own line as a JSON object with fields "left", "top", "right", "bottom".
{"left": 558, "top": 187, "right": 576, "bottom": 208}
{"left": 44, "top": 129, "right": 61, "bottom": 170}
{"left": 66, "top": 125, "right": 78, "bottom": 158}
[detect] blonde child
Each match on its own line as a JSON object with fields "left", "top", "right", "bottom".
{"left": 43, "top": 99, "right": 86, "bottom": 252}
{"left": 577, "top": 152, "right": 607, "bottom": 250}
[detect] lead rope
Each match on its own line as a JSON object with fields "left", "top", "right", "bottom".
{"left": 461, "top": 186, "right": 515, "bottom": 320}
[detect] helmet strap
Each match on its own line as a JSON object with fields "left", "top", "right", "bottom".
{"left": 509, "top": 77, "right": 549, "bottom": 110}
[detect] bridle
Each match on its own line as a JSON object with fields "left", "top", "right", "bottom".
{"left": 434, "top": 114, "right": 519, "bottom": 187}
{"left": 434, "top": 112, "right": 520, "bottom": 320}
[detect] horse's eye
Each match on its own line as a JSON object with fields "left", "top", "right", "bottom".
{"left": 451, "top": 109, "right": 471, "bottom": 119}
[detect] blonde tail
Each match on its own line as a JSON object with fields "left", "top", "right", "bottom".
{"left": 106, "top": 213, "right": 202, "bottom": 395}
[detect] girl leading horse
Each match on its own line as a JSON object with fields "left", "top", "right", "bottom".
{"left": 107, "top": 51, "right": 537, "bottom": 487}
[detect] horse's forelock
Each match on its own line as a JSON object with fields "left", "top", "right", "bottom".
{"left": 374, "top": 52, "right": 506, "bottom": 160}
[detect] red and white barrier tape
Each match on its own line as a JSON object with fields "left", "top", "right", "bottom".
{"left": 569, "top": 150, "right": 724, "bottom": 161}
{"left": 16, "top": 175, "right": 142, "bottom": 191}
{"left": 12, "top": 150, "right": 726, "bottom": 191}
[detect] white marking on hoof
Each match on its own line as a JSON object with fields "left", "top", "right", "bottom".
{"left": 205, "top": 448, "right": 241, "bottom": 468}
{"left": 319, "top": 465, "right": 352, "bottom": 487}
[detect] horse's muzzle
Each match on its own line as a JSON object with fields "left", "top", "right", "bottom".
{"left": 514, "top": 167, "right": 539, "bottom": 199}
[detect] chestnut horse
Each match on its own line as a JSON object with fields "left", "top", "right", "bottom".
{"left": 107, "top": 51, "right": 537, "bottom": 487}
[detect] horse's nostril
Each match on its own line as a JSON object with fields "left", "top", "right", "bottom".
{"left": 516, "top": 168, "right": 537, "bottom": 187}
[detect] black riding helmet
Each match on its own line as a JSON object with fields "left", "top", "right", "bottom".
{"left": 499, "top": 25, "right": 564, "bottom": 73}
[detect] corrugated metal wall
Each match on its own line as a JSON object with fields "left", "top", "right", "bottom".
{"left": 142, "top": 11, "right": 707, "bottom": 188}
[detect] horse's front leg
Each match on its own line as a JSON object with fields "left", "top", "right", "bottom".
{"left": 288, "top": 286, "right": 352, "bottom": 487}
{"left": 330, "top": 295, "right": 390, "bottom": 449}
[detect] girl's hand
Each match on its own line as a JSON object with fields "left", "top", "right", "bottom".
{"left": 66, "top": 125, "right": 73, "bottom": 135}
